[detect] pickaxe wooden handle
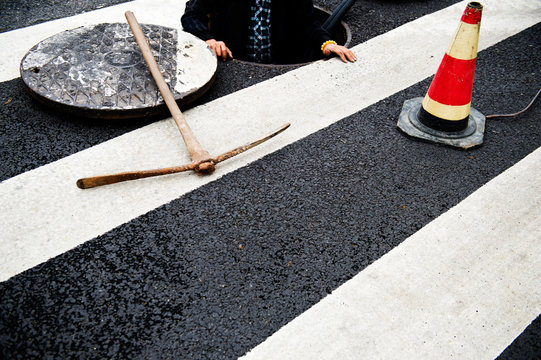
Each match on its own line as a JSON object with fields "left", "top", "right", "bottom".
{"left": 125, "top": 11, "right": 213, "bottom": 169}
{"left": 76, "top": 11, "right": 290, "bottom": 189}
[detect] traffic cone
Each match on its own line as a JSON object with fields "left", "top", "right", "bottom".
{"left": 397, "top": 2, "right": 486, "bottom": 149}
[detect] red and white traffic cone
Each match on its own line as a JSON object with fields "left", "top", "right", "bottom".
{"left": 397, "top": 2, "right": 486, "bottom": 149}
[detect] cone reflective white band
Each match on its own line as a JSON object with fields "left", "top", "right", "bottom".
{"left": 447, "top": 22, "right": 481, "bottom": 60}
{"left": 422, "top": 97, "right": 471, "bottom": 121}
{"left": 420, "top": 2, "right": 482, "bottom": 131}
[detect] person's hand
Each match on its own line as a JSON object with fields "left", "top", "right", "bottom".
{"left": 205, "top": 39, "right": 233, "bottom": 61}
{"left": 322, "top": 43, "right": 357, "bottom": 63}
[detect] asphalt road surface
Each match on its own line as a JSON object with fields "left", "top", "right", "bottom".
{"left": 0, "top": 0, "right": 540, "bottom": 359}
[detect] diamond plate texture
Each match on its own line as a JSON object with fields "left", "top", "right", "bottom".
{"left": 20, "top": 23, "right": 216, "bottom": 119}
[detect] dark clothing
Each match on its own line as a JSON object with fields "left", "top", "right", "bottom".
{"left": 247, "top": 0, "right": 272, "bottom": 63}
{"left": 181, "top": 0, "right": 332, "bottom": 64}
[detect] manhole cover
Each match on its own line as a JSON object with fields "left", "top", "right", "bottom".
{"left": 20, "top": 23, "right": 217, "bottom": 119}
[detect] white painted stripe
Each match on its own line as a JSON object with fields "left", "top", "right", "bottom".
{"left": 0, "top": 0, "right": 188, "bottom": 83}
{"left": 1, "top": 0, "right": 540, "bottom": 281}
{"left": 240, "top": 147, "right": 541, "bottom": 360}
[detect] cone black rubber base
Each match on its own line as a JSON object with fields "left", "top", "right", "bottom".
{"left": 397, "top": 97, "right": 485, "bottom": 149}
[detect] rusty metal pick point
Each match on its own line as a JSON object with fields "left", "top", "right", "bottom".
{"left": 212, "top": 123, "right": 290, "bottom": 165}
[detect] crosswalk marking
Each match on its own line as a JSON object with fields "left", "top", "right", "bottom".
{"left": 1, "top": 0, "right": 539, "bottom": 285}
{"left": 241, "top": 147, "right": 541, "bottom": 359}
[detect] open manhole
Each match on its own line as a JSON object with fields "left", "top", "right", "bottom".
{"left": 233, "top": 6, "right": 352, "bottom": 66}
{"left": 20, "top": 23, "right": 217, "bottom": 119}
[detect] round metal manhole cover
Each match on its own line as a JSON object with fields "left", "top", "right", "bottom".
{"left": 20, "top": 23, "right": 217, "bottom": 119}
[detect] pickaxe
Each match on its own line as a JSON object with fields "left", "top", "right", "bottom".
{"left": 77, "top": 11, "right": 290, "bottom": 189}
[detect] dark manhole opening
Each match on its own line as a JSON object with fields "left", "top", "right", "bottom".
{"left": 233, "top": 6, "right": 352, "bottom": 67}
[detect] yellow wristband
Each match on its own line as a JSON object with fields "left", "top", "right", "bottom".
{"left": 321, "top": 40, "right": 337, "bottom": 52}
